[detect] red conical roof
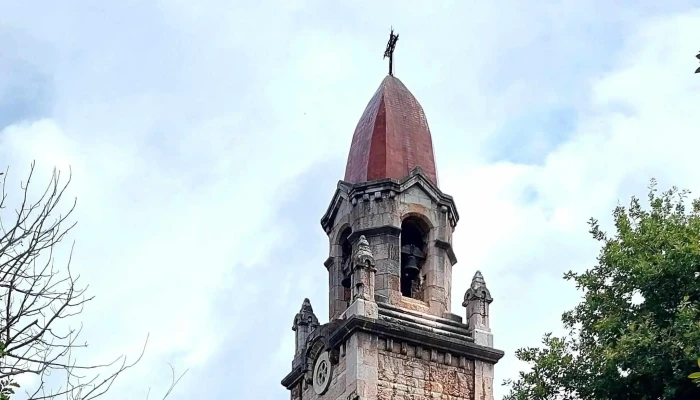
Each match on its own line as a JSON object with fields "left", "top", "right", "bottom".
{"left": 344, "top": 75, "right": 438, "bottom": 186}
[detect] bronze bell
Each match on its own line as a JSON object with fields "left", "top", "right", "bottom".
{"left": 402, "top": 255, "right": 420, "bottom": 279}
{"left": 341, "top": 275, "right": 351, "bottom": 288}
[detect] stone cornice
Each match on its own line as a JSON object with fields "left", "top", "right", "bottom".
{"left": 328, "top": 315, "right": 504, "bottom": 365}
{"left": 323, "top": 256, "right": 334, "bottom": 269}
{"left": 320, "top": 169, "right": 460, "bottom": 234}
{"left": 320, "top": 182, "right": 348, "bottom": 234}
{"left": 281, "top": 366, "right": 304, "bottom": 389}
{"left": 281, "top": 309, "right": 505, "bottom": 389}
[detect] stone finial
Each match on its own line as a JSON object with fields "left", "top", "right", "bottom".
{"left": 463, "top": 271, "right": 494, "bottom": 346}
{"left": 293, "top": 298, "right": 320, "bottom": 331}
{"left": 354, "top": 235, "right": 375, "bottom": 268}
{"left": 462, "top": 270, "right": 492, "bottom": 306}
{"left": 292, "top": 298, "right": 319, "bottom": 355}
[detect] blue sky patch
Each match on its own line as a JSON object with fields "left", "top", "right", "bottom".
{"left": 486, "top": 107, "right": 577, "bottom": 165}
{"left": 0, "top": 59, "right": 54, "bottom": 130}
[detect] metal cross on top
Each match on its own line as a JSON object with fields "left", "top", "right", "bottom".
{"left": 696, "top": 51, "right": 700, "bottom": 74}
{"left": 384, "top": 28, "right": 399, "bottom": 76}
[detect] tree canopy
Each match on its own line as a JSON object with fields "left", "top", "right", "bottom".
{"left": 504, "top": 180, "right": 700, "bottom": 400}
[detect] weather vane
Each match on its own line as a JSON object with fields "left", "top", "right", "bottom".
{"left": 384, "top": 28, "right": 399, "bottom": 76}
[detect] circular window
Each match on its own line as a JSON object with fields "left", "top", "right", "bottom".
{"left": 312, "top": 351, "right": 332, "bottom": 395}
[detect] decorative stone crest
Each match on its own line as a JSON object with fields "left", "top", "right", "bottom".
{"left": 354, "top": 235, "right": 375, "bottom": 267}
{"left": 312, "top": 351, "right": 332, "bottom": 395}
{"left": 463, "top": 270, "right": 492, "bottom": 305}
{"left": 293, "top": 298, "right": 320, "bottom": 331}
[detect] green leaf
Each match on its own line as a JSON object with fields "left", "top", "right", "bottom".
{"left": 689, "top": 372, "right": 700, "bottom": 379}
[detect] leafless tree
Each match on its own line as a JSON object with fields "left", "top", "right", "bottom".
{"left": 0, "top": 162, "right": 186, "bottom": 399}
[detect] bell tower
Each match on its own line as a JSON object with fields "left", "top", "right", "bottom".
{"left": 281, "top": 33, "right": 504, "bottom": 400}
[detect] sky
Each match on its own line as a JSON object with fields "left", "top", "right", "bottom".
{"left": 1, "top": 1, "right": 700, "bottom": 399}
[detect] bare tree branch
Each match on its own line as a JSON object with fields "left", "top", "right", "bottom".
{"left": 0, "top": 163, "right": 185, "bottom": 399}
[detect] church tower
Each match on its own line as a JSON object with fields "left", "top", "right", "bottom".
{"left": 282, "top": 33, "right": 504, "bottom": 400}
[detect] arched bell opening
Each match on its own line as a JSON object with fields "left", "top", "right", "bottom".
{"left": 400, "top": 216, "right": 429, "bottom": 299}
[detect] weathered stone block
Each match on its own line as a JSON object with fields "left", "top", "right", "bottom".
{"left": 387, "top": 275, "right": 400, "bottom": 291}
{"left": 344, "top": 299, "right": 378, "bottom": 319}
{"left": 372, "top": 243, "right": 389, "bottom": 259}
{"left": 473, "top": 328, "right": 494, "bottom": 347}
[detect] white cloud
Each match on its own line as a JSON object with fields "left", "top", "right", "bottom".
{"left": 444, "top": 8, "right": 700, "bottom": 397}
{"left": 1, "top": 1, "right": 699, "bottom": 399}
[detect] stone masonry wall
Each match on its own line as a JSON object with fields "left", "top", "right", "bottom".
{"left": 295, "top": 352, "right": 348, "bottom": 400}
{"left": 377, "top": 338, "right": 474, "bottom": 399}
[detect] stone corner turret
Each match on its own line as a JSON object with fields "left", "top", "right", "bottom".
{"left": 462, "top": 270, "right": 493, "bottom": 347}
{"left": 292, "top": 298, "right": 320, "bottom": 356}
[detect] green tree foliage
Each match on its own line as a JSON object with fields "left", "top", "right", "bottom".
{"left": 504, "top": 180, "right": 700, "bottom": 400}
{"left": 689, "top": 358, "right": 700, "bottom": 387}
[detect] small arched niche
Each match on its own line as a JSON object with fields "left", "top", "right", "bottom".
{"left": 400, "top": 216, "right": 430, "bottom": 299}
